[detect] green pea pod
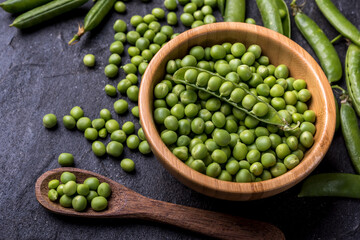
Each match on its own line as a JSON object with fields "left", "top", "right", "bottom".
{"left": 217, "top": 0, "right": 225, "bottom": 16}
{"left": 315, "top": 0, "right": 360, "bottom": 47}
{"left": 299, "top": 173, "right": 360, "bottom": 198}
{"left": 291, "top": 2, "right": 342, "bottom": 83}
{"left": 10, "top": 0, "right": 89, "bottom": 29}
{"left": 256, "top": 0, "right": 283, "bottom": 34}
{"left": 224, "top": 0, "right": 245, "bottom": 22}
{"left": 345, "top": 44, "right": 360, "bottom": 117}
{"left": 334, "top": 94, "right": 340, "bottom": 131}
{"left": 173, "top": 67, "right": 290, "bottom": 129}
{"left": 0, "top": 0, "right": 52, "bottom": 14}
{"left": 340, "top": 101, "right": 360, "bottom": 174}
{"left": 274, "top": 0, "right": 291, "bottom": 38}
{"left": 69, "top": 0, "right": 116, "bottom": 44}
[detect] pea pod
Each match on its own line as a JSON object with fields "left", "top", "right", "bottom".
{"left": 256, "top": 0, "right": 283, "bottom": 35}
{"left": 10, "top": 0, "right": 89, "bottom": 29}
{"left": 274, "top": 0, "right": 291, "bottom": 38}
{"left": 340, "top": 101, "right": 360, "bottom": 174}
{"left": 217, "top": 0, "right": 225, "bottom": 16}
{"left": 224, "top": 0, "right": 245, "bottom": 22}
{"left": 172, "top": 67, "right": 290, "bottom": 129}
{"left": 291, "top": 1, "right": 342, "bottom": 83}
{"left": 299, "top": 173, "right": 360, "bottom": 198}
{"left": 315, "top": 0, "right": 360, "bottom": 47}
{"left": 345, "top": 44, "right": 360, "bottom": 117}
{"left": 69, "top": 0, "right": 116, "bottom": 44}
{"left": 0, "top": 0, "right": 52, "bottom": 14}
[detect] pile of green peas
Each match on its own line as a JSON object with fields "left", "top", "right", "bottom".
{"left": 153, "top": 42, "right": 316, "bottom": 182}
{"left": 47, "top": 172, "right": 111, "bottom": 212}
{"left": 177, "top": 0, "right": 218, "bottom": 28}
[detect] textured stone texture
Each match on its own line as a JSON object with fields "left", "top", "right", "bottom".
{"left": 0, "top": 0, "right": 359, "bottom": 239}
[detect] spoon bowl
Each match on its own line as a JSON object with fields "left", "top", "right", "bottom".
{"left": 36, "top": 168, "right": 285, "bottom": 239}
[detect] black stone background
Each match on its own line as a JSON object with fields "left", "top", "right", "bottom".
{"left": 0, "top": 0, "right": 359, "bottom": 239}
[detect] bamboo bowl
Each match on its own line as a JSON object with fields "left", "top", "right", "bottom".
{"left": 139, "top": 23, "right": 336, "bottom": 201}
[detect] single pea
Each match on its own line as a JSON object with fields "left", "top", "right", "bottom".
{"left": 127, "top": 85, "right": 139, "bottom": 102}
{"left": 252, "top": 102, "right": 269, "bottom": 117}
{"left": 299, "top": 131, "right": 314, "bottom": 148}
{"left": 298, "top": 89, "right": 312, "bottom": 102}
{"left": 43, "top": 113, "right": 57, "bottom": 128}
{"left": 91, "top": 196, "right": 108, "bottom": 211}
{"left": 274, "top": 64, "right": 289, "bottom": 79}
{"left": 63, "top": 180, "right": 77, "bottom": 196}
{"left": 114, "top": 32, "right": 126, "bottom": 43}
{"left": 109, "top": 53, "right": 122, "bottom": 66}
{"left": 83, "top": 177, "right": 100, "bottom": 191}
{"left": 206, "top": 162, "right": 221, "bottom": 177}
{"left": 76, "top": 117, "right": 91, "bottom": 131}
{"left": 241, "top": 52, "right": 256, "bottom": 66}
{"left": 191, "top": 143, "right": 207, "bottom": 159}
{"left": 303, "top": 110, "right": 316, "bottom": 123}
{"left": 275, "top": 143, "right": 291, "bottom": 159}
{"left": 152, "top": 8, "right": 165, "bottom": 19}
{"left": 270, "top": 162, "right": 287, "bottom": 177}
{"left": 149, "top": 21, "right": 161, "bottom": 33}
{"left": 86, "top": 191, "right": 98, "bottom": 203}
{"left": 72, "top": 195, "right": 87, "bottom": 212}
{"left": 97, "top": 182, "right": 111, "bottom": 198}
{"left": 117, "top": 79, "right": 132, "bottom": 95}
{"left": 105, "top": 119, "right": 120, "bottom": 134}
{"left": 60, "top": 171, "right": 76, "bottom": 184}
{"left": 126, "top": 31, "right": 141, "bottom": 45}
{"left": 190, "top": 159, "right": 206, "bottom": 173}
{"left": 114, "top": 1, "right": 126, "bottom": 13}
{"left": 104, "top": 64, "right": 118, "bottom": 78}
{"left": 261, "top": 153, "right": 276, "bottom": 168}
{"left": 48, "top": 189, "right": 58, "bottom": 202}
{"left": 139, "top": 141, "right": 151, "bottom": 154}
{"left": 121, "top": 122, "right": 134, "bottom": 135}
{"left": 58, "top": 153, "right": 74, "bottom": 167}
{"left": 284, "top": 154, "right": 300, "bottom": 170}
{"left": 113, "top": 99, "right": 128, "bottom": 114}
{"left": 130, "top": 15, "right": 143, "bottom": 27}
{"left": 240, "top": 130, "right": 255, "bottom": 145}
{"left": 92, "top": 118, "right": 105, "bottom": 130}
{"left": 246, "top": 149, "right": 261, "bottom": 164}
{"left": 104, "top": 84, "right": 117, "bottom": 97}
{"left": 53, "top": 184, "right": 63, "bottom": 196}
{"left": 113, "top": 19, "right": 127, "bottom": 33}
{"left": 127, "top": 135, "right": 140, "bottom": 150}
{"left": 180, "top": 13, "right": 195, "bottom": 27}
{"left": 110, "top": 41, "right": 124, "bottom": 55}
{"left": 203, "top": 14, "right": 216, "bottom": 24}
{"left": 76, "top": 184, "right": 90, "bottom": 196}
{"left": 99, "top": 109, "right": 112, "bottom": 121}
{"left": 106, "top": 141, "right": 123, "bottom": 157}
{"left": 84, "top": 128, "right": 98, "bottom": 141}
{"left": 164, "top": 115, "right": 179, "bottom": 131}
{"left": 91, "top": 141, "right": 106, "bottom": 157}
{"left": 83, "top": 54, "right": 95, "bottom": 67}
{"left": 60, "top": 194, "right": 73, "bottom": 208}
{"left": 293, "top": 79, "right": 307, "bottom": 91}
{"left": 119, "top": 158, "right": 135, "bottom": 173}
{"left": 161, "top": 130, "right": 178, "bottom": 145}
{"left": 191, "top": 117, "right": 205, "bottom": 134}
{"left": 235, "top": 169, "right": 252, "bottom": 182}
{"left": 164, "top": 0, "right": 177, "bottom": 10}
{"left": 245, "top": 18, "right": 256, "bottom": 24}
{"left": 167, "top": 12, "right": 178, "bottom": 25}
{"left": 250, "top": 162, "right": 263, "bottom": 176}
{"left": 143, "top": 14, "right": 157, "bottom": 24}
{"left": 48, "top": 179, "right": 60, "bottom": 189}
{"left": 63, "top": 115, "right": 76, "bottom": 130}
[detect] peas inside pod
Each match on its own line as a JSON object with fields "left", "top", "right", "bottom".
{"left": 153, "top": 42, "right": 316, "bottom": 183}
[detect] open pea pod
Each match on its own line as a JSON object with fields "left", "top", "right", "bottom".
{"left": 274, "top": 0, "right": 291, "bottom": 38}
{"left": 172, "top": 67, "right": 290, "bottom": 129}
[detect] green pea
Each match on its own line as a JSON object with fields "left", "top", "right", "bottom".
{"left": 48, "top": 189, "right": 58, "bottom": 201}
{"left": 130, "top": 15, "right": 143, "bottom": 27}
{"left": 60, "top": 171, "right": 76, "bottom": 184}
{"left": 84, "top": 128, "right": 98, "bottom": 141}
{"left": 139, "top": 141, "right": 151, "bottom": 154}
{"left": 91, "top": 196, "right": 108, "bottom": 211}
{"left": 91, "top": 141, "right": 106, "bottom": 157}
{"left": 91, "top": 119, "right": 105, "bottom": 131}
{"left": 161, "top": 130, "right": 178, "bottom": 145}
{"left": 97, "top": 182, "right": 111, "bottom": 198}
{"left": 127, "top": 85, "right": 139, "bottom": 102}
{"left": 106, "top": 141, "right": 123, "bottom": 157}
{"left": 191, "top": 143, "right": 207, "bottom": 159}
{"left": 120, "top": 158, "right": 135, "bottom": 172}
{"left": 164, "top": 0, "right": 177, "bottom": 10}
{"left": 191, "top": 117, "right": 205, "bottom": 134}
{"left": 43, "top": 113, "right": 57, "bottom": 128}
{"left": 275, "top": 143, "right": 291, "bottom": 159}
{"left": 190, "top": 159, "right": 206, "bottom": 173}
{"left": 284, "top": 154, "right": 300, "bottom": 169}
{"left": 206, "top": 162, "right": 221, "bottom": 177}
{"left": 113, "top": 99, "right": 128, "bottom": 114}
{"left": 100, "top": 109, "right": 112, "bottom": 121}
{"left": 127, "top": 135, "right": 140, "bottom": 150}
{"left": 121, "top": 121, "right": 134, "bottom": 135}
{"left": 235, "top": 169, "right": 252, "bottom": 182}
{"left": 203, "top": 14, "right": 216, "bottom": 24}
{"left": 114, "top": 1, "right": 126, "bottom": 13}
{"left": 114, "top": 32, "right": 126, "bottom": 43}
{"left": 76, "top": 184, "right": 89, "bottom": 196}
{"left": 84, "top": 177, "right": 100, "bottom": 190}
{"left": 240, "top": 130, "right": 255, "bottom": 145}
{"left": 143, "top": 14, "right": 157, "bottom": 24}
{"left": 62, "top": 115, "right": 76, "bottom": 130}
{"left": 48, "top": 179, "right": 60, "bottom": 189}
{"left": 250, "top": 162, "right": 263, "bottom": 176}
{"left": 274, "top": 64, "right": 289, "bottom": 79}
{"left": 149, "top": 21, "right": 161, "bottom": 33}
{"left": 241, "top": 52, "right": 255, "bottom": 66}
{"left": 245, "top": 18, "right": 256, "bottom": 24}
{"left": 261, "top": 153, "right": 276, "bottom": 168}
{"left": 86, "top": 191, "right": 98, "bottom": 203}
{"left": 99, "top": 128, "right": 107, "bottom": 139}
{"left": 76, "top": 117, "right": 91, "bottom": 131}
{"left": 293, "top": 79, "right": 307, "bottom": 91}
{"left": 63, "top": 180, "right": 77, "bottom": 196}
{"left": 83, "top": 54, "right": 95, "bottom": 67}
{"left": 299, "top": 131, "right": 314, "bottom": 148}
{"left": 213, "top": 129, "right": 231, "bottom": 147}
{"left": 104, "top": 64, "right": 118, "bottom": 78}
{"left": 270, "top": 162, "right": 287, "bottom": 177}
{"left": 167, "top": 12, "right": 178, "bottom": 25}
{"left": 152, "top": 8, "right": 165, "bottom": 19}
{"left": 59, "top": 195, "right": 73, "bottom": 208}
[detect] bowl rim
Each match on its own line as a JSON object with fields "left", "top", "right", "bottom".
{"left": 139, "top": 22, "right": 336, "bottom": 200}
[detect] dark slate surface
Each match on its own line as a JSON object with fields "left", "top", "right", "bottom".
{"left": 0, "top": 0, "right": 359, "bottom": 239}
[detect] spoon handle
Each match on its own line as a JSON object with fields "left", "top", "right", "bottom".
{"left": 120, "top": 196, "right": 284, "bottom": 240}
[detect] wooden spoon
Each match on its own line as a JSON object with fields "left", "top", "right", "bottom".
{"left": 35, "top": 167, "right": 285, "bottom": 240}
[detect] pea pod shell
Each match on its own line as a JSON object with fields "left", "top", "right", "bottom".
{"left": 340, "top": 101, "right": 360, "bottom": 174}
{"left": 345, "top": 44, "right": 360, "bottom": 117}
{"left": 84, "top": 0, "right": 116, "bottom": 32}
{"left": 217, "top": 0, "right": 225, "bottom": 16}
{"left": 224, "top": 0, "right": 245, "bottom": 22}
{"left": 256, "top": 0, "right": 283, "bottom": 34}
{"left": 315, "top": 0, "right": 360, "bottom": 47}
{"left": 299, "top": 173, "right": 360, "bottom": 198}
{"left": 11, "top": 0, "right": 89, "bottom": 29}
{"left": 274, "top": 0, "right": 291, "bottom": 38}
{"left": 293, "top": 12, "right": 342, "bottom": 83}
{"left": 173, "top": 67, "right": 289, "bottom": 128}
{"left": 0, "top": 0, "right": 52, "bottom": 14}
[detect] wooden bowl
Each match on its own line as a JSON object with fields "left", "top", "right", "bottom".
{"left": 139, "top": 23, "right": 336, "bottom": 201}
